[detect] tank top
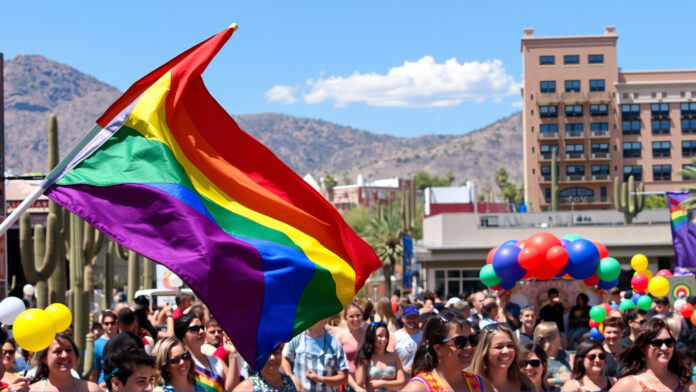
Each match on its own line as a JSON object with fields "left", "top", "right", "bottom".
{"left": 249, "top": 372, "right": 297, "bottom": 392}
{"left": 341, "top": 334, "right": 359, "bottom": 374}
{"left": 192, "top": 354, "right": 225, "bottom": 392}
{"left": 571, "top": 377, "right": 613, "bottom": 392}
{"left": 408, "top": 370, "right": 483, "bottom": 392}
{"left": 629, "top": 374, "right": 684, "bottom": 392}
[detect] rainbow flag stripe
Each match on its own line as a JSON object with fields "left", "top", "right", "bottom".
{"left": 43, "top": 26, "right": 381, "bottom": 370}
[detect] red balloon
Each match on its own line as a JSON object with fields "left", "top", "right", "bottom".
{"left": 547, "top": 246, "right": 569, "bottom": 269}
{"left": 584, "top": 274, "right": 600, "bottom": 286}
{"left": 601, "top": 303, "right": 612, "bottom": 316}
{"left": 486, "top": 247, "right": 498, "bottom": 265}
{"left": 490, "top": 284, "right": 502, "bottom": 291}
{"left": 516, "top": 240, "right": 527, "bottom": 249}
{"left": 593, "top": 241, "right": 609, "bottom": 260}
{"left": 522, "top": 270, "right": 533, "bottom": 280}
{"left": 656, "top": 269, "right": 673, "bottom": 278}
{"left": 526, "top": 232, "right": 562, "bottom": 254}
{"left": 519, "top": 247, "right": 543, "bottom": 271}
{"left": 589, "top": 320, "right": 600, "bottom": 328}
{"left": 530, "top": 266, "right": 561, "bottom": 280}
{"left": 632, "top": 274, "right": 649, "bottom": 292}
{"left": 681, "top": 303, "right": 695, "bottom": 319}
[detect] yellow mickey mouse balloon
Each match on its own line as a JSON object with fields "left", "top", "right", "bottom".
{"left": 13, "top": 309, "right": 56, "bottom": 352}
{"left": 45, "top": 303, "right": 72, "bottom": 333}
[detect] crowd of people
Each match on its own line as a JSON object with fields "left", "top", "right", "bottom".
{"left": 0, "top": 287, "right": 695, "bottom": 391}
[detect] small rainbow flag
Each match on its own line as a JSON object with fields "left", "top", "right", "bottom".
{"left": 42, "top": 26, "right": 381, "bottom": 369}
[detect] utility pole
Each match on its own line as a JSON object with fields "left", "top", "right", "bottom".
{"left": 0, "top": 53, "right": 7, "bottom": 297}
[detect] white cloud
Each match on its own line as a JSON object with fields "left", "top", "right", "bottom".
{"left": 511, "top": 100, "right": 524, "bottom": 108}
{"left": 265, "top": 85, "right": 298, "bottom": 104}
{"left": 301, "top": 56, "right": 521, "bottom": 108}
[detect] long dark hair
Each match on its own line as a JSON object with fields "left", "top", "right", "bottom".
{"left": 619, "top": 317, "right": 690, "bottom": 383}
{"left": 411, "top": 315, "right": 458, "bottom": 375}
{"left": 522, "top": 343, "right": 550, "bottom": 391}
{"left": 571, "top": 340, "right": 605, "bottom": 379}
{"left": 356, "top": 322, "right": 389, "bottom": 364}
{"left": 30, "top": 332, "right": 80, "bottom": 382}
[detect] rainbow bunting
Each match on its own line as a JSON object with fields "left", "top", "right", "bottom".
{"left": 42, "top": 26, "right": 381, "bottom": 370}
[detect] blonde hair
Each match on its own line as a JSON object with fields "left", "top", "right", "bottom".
{"left": 152, "top": 337, "right": 197, "bottom": 387}
{"left": 375, "top": 297, "right": 397, "bottom": 327}
{"left": 470, "top": 324, "right": 535, "bottom": 391}
{"left": 533, "top": 322, "right": 559, "bottom": 354}
{"left": 665, "top": 316, "right": 682, "bottom": 338}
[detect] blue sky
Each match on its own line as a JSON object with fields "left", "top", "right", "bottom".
{"left": 2, "top": 1, "right": 695, "bottom": 138}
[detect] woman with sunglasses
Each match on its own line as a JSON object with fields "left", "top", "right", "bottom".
{"left": 561, "top": 340, "right": 614, "bottom": 392}
{"left": 174, "top": 313, "right": 238, "bottom": 391}
{"left": 355, "top": 322, "right": 405, "bottom": 391}
{"left": 611, "top": 317, "right": 695, "bottom": 392}
{"left": 235, "top": 343, "right": 301, "bottom": 392}
{"left": 521, "top": 343, "right": 550, "bottom": 391}
{"left": 471, "top": 322, "right": 535, "bottom": 391}
{"left": 403, "top": 312, "right": 489, "bottom": 392}
{"left": 153, "top": 336, "right": 203, "bottom": 391}
{"left": 534, "top": 321, "right": 571, "bottom": 389}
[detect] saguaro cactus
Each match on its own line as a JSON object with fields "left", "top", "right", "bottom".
{"left": 19, "top": 211, "right": 58, "bottom": 309}
{"left": 116, "top": 244, "right": 141, "bottom": 304}
{"left": 614, "top": 175, "right": 645, "bottom": 224}
{"left": 101, "top": 241, "right": 115, "bottom": 310}
{"left": 551, "top": 148, "right": 559, "bottom": 212}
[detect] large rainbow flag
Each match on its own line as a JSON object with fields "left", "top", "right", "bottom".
{"left": 666, "top": 191, "right": 696, "bottom": 276}
{"left": 42, "top": 25, "right": 381, "bottom": 369}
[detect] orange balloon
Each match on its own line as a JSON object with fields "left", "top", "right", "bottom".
{"left": 691, "top": 312, "right": 696, "bottom": 325}
{"left": 562, "top": 273, "right": 573, "bottom": 280}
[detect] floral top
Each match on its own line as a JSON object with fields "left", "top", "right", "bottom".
{"left": 250, "top": 372, "right": 297, "bottom": 392}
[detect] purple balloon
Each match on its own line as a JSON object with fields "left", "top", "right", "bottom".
{"left": 492, "top": 245, "right": 526, "bottom": 282}
{"left": 565, "top": 239, "right": 600, "bottom": 280}
{"left": 598, "top": 278, "right": 619, "bottom": 290}
{"left": 610, "top": 303, "right": 619, "bottom": 310}
{"left": 500, "top": 280, "right": 516, "bottom": 290}
{"left": 561, "top": 239, "right": 570, "bottom": 247}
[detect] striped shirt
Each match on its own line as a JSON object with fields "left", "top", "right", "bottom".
{"left": 282, "top": 332, "right": 348, "bottom": 392}
{"left": 192, "top": 354, "right": 225, "bottom": 392}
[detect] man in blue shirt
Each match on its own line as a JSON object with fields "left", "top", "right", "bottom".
{"left": 90, "top": 310, "right": 119, "bottom": 389}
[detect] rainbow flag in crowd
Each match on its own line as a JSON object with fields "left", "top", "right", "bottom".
{"left": 42, "top": 26, "right": 381, "bottom": 369}
{"left": 666, "top": 191, "right": 696, "bottom": 275}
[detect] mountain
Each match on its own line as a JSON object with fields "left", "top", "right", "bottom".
{"left": 3, "top": 55, "right": 523, "bottom": 189}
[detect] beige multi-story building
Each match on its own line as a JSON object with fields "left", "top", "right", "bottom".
{"left": 522, "top": 27, "right": 696, "bottom": 212}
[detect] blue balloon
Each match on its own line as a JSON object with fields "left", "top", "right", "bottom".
{"left": 632, "top": 293, "right": 641, "bottom": 304}
{"left": 501, "top": 240, "right": 518, "bottom": 247}
{"left": 555, "top": 268, "right": 567, "bottom": 278}
{"left": 610, "top": 303, "right": 619, "bottom": 310}
{"left": 492, "top": 245, "right": 526, "bottom": 282}
{"left": 590, "top": 327, "right": 603, "bottom": 340}
{"left": 500, "top": 280, "right": 516, "bottom": 290}
{"left": 598, "top": 278, "right": 619, "bottom": 290}
{"left": 565, "top": 239, "right": 600, "bottom": 280}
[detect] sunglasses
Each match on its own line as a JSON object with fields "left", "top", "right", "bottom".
{"left": 585, "top": 353, "right": 606, "bottom": 361}
{"left": 103, "top": 321, "right": 115, "bottom": 326}
{"left": 2, "top": 350, "right": 14, "bottom": 356}
{"left": 167, "top": 352, "right": 191, "bottom": 365}
{"left": 523, "top": 359, "right": 541, "bottom": 368}
{"left": 371, "top": 321, "right": 387, "bottom": 328}
{"left": 187, "top": 325, "right": 205, "bottom": 333}
{"left": 441, "top": 335, "right": 477, "bottom": 349}
{"left": 648, "top": 337, "right": 675, "bottom": 348}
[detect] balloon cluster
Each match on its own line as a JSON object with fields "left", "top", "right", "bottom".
{"left": 13, "top": 304, "right": 72, "bottom": 352}
{"left": 588, "top": 302, "right": 613, "bottom": 340}
{"left": 674, "top": 298, "right": 696, "bottom": 325}
{"left": 479, "top": 233, "right": 619, "bottom": 290}
{"left": 629, "top": 253, "right": 673, "bottom": 305}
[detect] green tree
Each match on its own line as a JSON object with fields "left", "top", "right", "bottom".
{"left": 361, "top": 211, "right": 403, "bottom": 297}
{"left": 341, "top": 206, "right": 370, "bottom": 234}
{"left": 494, "top": 168, "right": 509, "bottom": 192}
{"left": 342, "top": 170, "right": 352, "bottom": 185}
{"left": 444, "top": 172, "right": 455, "bottom": 186}
{"left": 681, "top": 163, "right": 696, "bottom": 211}
{"left": 414, "top": 171, "right": 451, "bottom": 190}
{"left": 644, "top": 194, "right": 667, "bottom": 209}
{"left": 323, "top": 174, "right": 338, "bottom": 201}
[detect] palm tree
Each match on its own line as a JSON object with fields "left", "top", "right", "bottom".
{"left": 361, "top": 210, "right": 403, "bottom": 297}
{"left": 680, "top": 162, "right": 696, "bottom": 210}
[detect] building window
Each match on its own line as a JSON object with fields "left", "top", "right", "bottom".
{"left": 434, "top": 269, "right": 485, "bottom": 299}
{"left": 539, "top": 105, "right": 558, "bottom": 117}
{"left": 540, "top": 144, "right": 559, "bottom": 159}
{"left": 652, "top": 141, "right": 671, "bottom": 157}
{"left": 565, "top": 105, "right": 583, "bottom": 116}
{"left": 540, "top": 124, "right": 558, "bottom": 134}
{"left": 545, "top": 188, "right": 551, "bottom": 201}
{"left": 592, "top": 143, "right": 609, "bottom": 155}
{"left": 653, "top": 165, "right": 672, "bottom": 181}
{"left": 564, "top": 55, "right": 579, "bottom": 64}
{"left": 540, "top": 56, "right": 555, "bottom": 65}
{"left": 566, "top": 165, "right": 585, "bottom": 175}
{"left": 624, "top": 165, "right": 643, "bottom": 181}
{"left": 622, "top": 120, "right": 641, "bottom": 135}
{"left": 622, "top": 104, "right": 640, "bottom": 119}
{"left": 565, "top": 80, "right": 581, "bottom": 92}
{"left": 566, "top": 143, "right": 584, "bottom": 157}
{"left": 592, "top": 165, "right": 610, "bottom": 175}
{"left": 590, "top": 104, "right": 608, "bottom": 116}
{"left": 651, "top": 103, "right": 669, "bottom": 117}
{"left": 591, "top": 122, "right": 608, "bottom": 131}
{"left": 651, "top": 120, "right": 670, "bottom": 134}
{"left": 560, "top": 187, "right": 593, "bottom": 199}
{"left": 588, "top": 54, "right": 604, "bottom": 64}
{"left": 623, "top": 142, "right": 641, "bottom": 158}
{"left": 589, "top": 80, "right": 605, "bottom": 92}
{"left": 683, "top": 141, "right": 696, "bottom": 157}
{"left": 565, "top": 123, "right": 583, "bottom": 137}
{"left": 682, "top": 119, "right": 696, "bottom": 133}
{"left": 540, "top": 81, "right": 556, "bottom": 93}
{"left": 681, "top": 102, "right": 696, "bottom": 116}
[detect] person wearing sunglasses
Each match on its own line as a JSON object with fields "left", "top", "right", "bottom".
{"left": 152, "top": 336, "right": 201, "bottom": 391}
{"left": 174, "top": 314, "right": 238, "bottom": 391}
{"left": 90, "top": 311, "right": 119, "bottom": 387}
{"left": 470, "top": 322, "right": 535, "bottom": 391}
{"left": 620, "top": 309, "right": 646, "bottom": 348}
{"left": 561, "top": 340, "right": 614, "bottom": 392}
{"left": 611, "top": 317, "right": 694, "bottom": 392}
{"left": 403, "top": 312, "right": 490, "bottom": 391}
{"left": 521, "top": 343, "right": 550, "bottom": 391}
{"left": 355, "top": 321, "right": 405, "bottom": 391}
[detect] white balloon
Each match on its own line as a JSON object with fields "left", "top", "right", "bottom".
{"left": 675, "top": 299, "right": 686, "bottom": 312}
{"left": 22, "top": 284, "right": 34, "bottom": 297}
{"left": 168, "top": 274, "right": 183, "bottom": 288}
{"left": 0, "top": 297, "right": 26, "bottom": 325}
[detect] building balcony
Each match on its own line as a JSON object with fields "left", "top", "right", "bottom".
{"left": 591, "top": 152, "right": 611, "bottom": 160}
{"left": 537, "top": 93, "right": 560, "bottom": 105}
{"left": 565, "top": 152, "right": 585, "bottom": 160}
{"left": 590, "top": 130, "right": 610, "bottom": 138}
{"left": 561, "top": 92, "right": 585, "bottom": 104}
{"left": 538, "top": 132, "right": 559, "bottom": 140}
{"left": 539, "top": 153, "right": 556, "bottom": 162}
{"left": 591, "top": 174, "right": 611, "bottom": 181}
{"left": 562, "top": 175, "right": 586, "bottom": 182}
{"left": 542, "top": 195, "right": 611, "bottom": 205}
{"left": 587, "top": 91, "right": 611, "bottom": 104}
{"left": 565, "top": 130, "right": 584, "bottom": 139}
{"left": 540, "top": 175, "right": 552, "bottom": 184}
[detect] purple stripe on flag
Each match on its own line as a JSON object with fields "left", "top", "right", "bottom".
{"left": 666, "top": 191, "right": 696, "bottom": 276}
{"left": 45, "top": 183, "right": 264, "bottom": 366}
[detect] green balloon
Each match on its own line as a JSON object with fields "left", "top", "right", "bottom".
{"left": 619, "top": 299, "right": 636, "bottom": 312}
{"left": 596, "top": 257, "right": 621, "bottom": 282}
{"left": 589, "top": 305, "right": 607, "bottom": 322}
{"left": 637, "top": 295, "right": 653, "bottom": 311}
{"left": 562, "top": 234, "right": 583, "bottom": 242}
{"left": 480, "top": 264, "right": 501, "bottom": 287}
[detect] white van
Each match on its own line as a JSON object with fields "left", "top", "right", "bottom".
{"left": 133, "top": 288, "right": 197, "bottom": 313}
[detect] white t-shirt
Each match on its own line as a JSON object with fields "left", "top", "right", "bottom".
{"left": 394, "top": 329, "right": 422, "bottom": 368}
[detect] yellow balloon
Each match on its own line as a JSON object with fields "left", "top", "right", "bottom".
{"left": 13, "top": 309, "right": 56, "bottom": 352}
{"left": 631, "top": 254, "right": 648, "bottom": 271}
{"left": 45, "top": 303, "right": 72, "bottom": 333}
{"left": 599, "top": 323, "right": 604, "bottom": 334}
{"left": 636, "top": 269, "right": 653, "bottom": 280}
{"left": 648, "top": 276, "right": 670, "bottom": 297}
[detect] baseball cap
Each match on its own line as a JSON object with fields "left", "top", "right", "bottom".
{"left": 403, "top": 305, "right": 418, "bottom": 317}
